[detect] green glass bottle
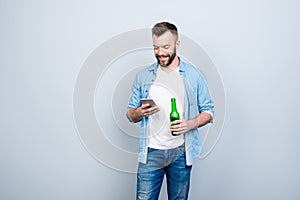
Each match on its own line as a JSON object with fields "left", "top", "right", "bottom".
{"left": 170, "top": 98, "right": 180, "bottom": 136}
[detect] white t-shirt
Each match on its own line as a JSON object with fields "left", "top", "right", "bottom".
{"left": 148, "top": 66, "right": 185, "bottom": 149}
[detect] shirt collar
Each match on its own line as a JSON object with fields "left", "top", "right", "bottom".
{"left": 178, "top": 57, "right": 186, "bottom": 73}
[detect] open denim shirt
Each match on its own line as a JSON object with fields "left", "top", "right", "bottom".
{"left": 127, "top": 58, "right": 214, "bottom": 166}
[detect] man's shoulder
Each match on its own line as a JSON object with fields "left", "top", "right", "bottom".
{"left": 181, "top": 59, "right": 203, "bottom": 75}
{"left": 135, "top": 62, "right": 157, "bottom": 76}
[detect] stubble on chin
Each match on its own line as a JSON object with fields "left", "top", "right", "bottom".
{"left": 156, "top": 51, "right": 176, "bottom": 67}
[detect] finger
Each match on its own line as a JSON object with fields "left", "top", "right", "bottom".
{"left": 170, "top": 120, "right": 181, "bottom": 125}
{"left": 153, "top": 105, "right": 160, "bottom": 111}
{"left": 148, "top": 106, "right": 160, "bottom": 114}
{"left": 143, "top": 108, "right": 149, "bottom": 116}
{"left": 170, "top": 124, "right": 180, "bottom": 130}
{"left": 141, "top": 103, "right": 150, "bottom": 109}
{"left": 149, "top": 105, "right": 158, "bottom": 111}
{"left": 171, "top": 123, "right": 186, "bottom": 132}
{"left": 140, "top": 107, "right": 149, "bottom": 117}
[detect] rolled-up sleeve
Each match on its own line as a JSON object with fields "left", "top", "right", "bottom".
{"left": 127, "top": 73, "right": 141, "bottom": 110}
{"left": 197, "top": 72, "right": 214, "bottom": 121}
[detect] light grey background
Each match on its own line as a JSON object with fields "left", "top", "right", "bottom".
{"left": 1, "top": 0, "right": 299, "bottom": 199}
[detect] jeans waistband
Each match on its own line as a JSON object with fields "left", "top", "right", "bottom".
{"left": 148, "top": 143, "right": 185, "bottom": 152}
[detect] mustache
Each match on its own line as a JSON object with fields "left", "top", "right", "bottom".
{"left": 156, "top": 55, "right": 170, "bottom": 58}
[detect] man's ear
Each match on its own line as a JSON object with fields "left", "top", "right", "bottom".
{"left": 176, "top": 40, "right": 180, "bottom": 49}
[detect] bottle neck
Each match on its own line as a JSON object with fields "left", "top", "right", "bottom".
{"left": 171, "top": 98, "right": 177, "bottom": 112}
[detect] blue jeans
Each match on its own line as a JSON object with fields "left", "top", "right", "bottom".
{"left": 136, "top": 145, "right": 192, "bottom": 200}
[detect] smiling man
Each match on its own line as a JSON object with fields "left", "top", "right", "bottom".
{"left": 127, "top": 22, "right": 214, "bottom": 200}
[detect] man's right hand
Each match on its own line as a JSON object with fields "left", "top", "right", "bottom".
{"left": 126, "top": 103, "right": 160, "bottom": 123}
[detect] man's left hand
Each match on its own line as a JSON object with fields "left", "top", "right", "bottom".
{"left": 170, "top": 119, "right": 196, "bottom": 135}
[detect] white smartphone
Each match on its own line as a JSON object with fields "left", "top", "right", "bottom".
{"left": 140, "top": 98, "right": 156, "bottom": 107}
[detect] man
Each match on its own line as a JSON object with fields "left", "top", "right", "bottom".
{"left": 127, "top": 22, "right": 214, "bottom": 200}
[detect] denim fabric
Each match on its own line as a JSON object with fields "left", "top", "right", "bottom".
{"left": 137, "top": 145, "right": 192, "bottom": 200}
{"left": 127, "top": 58, "right": 214, "bottom": 165}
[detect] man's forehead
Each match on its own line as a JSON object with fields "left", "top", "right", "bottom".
{"left": 152, "top": 31, "right": 176, "bottom": 44}
{"left": 152, "top": 30, "right": 174, "bottom": 38}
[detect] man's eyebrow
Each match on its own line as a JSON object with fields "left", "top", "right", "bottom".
{"left": 153, "top": 44, "right": 170, "bottom": 47}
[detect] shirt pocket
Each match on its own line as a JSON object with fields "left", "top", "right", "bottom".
{"left": 140, "top": 83, "right": 151, "bottom": 99}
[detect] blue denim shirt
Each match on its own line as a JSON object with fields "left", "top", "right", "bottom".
{"left": 127, "top": 59, "right": 214, "bottom": 166}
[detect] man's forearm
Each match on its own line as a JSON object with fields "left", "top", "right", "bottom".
{"left": 192, "top": 112, "right": 212, "bottom": 129}
{"left": 127, "top": 108, "right": 143, "bottom": 123}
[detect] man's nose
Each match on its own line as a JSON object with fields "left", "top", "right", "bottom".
{"left": 157, "top": 48, "right": 164, "bottom": 55}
